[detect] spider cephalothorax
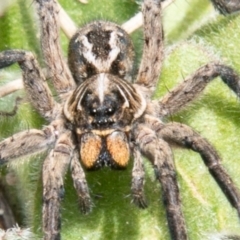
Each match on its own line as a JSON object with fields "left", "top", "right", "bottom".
{"left": 65, "top": 71, "right": 146, "bottom": 169}
{"left": 1, "top": 0, "right": 240, "bottom": 240}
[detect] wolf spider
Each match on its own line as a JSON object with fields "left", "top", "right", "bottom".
{"left": 0, "top": 0, "right": 240, "bottom": 239}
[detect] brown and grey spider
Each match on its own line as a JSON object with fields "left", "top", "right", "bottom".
{"left": 0, "top": 0, "right": 240, "bottom": 239}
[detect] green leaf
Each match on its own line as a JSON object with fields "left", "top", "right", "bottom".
{"left": 0, "top": 0, "right": 240, "bottom": 239}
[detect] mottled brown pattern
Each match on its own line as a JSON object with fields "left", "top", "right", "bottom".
{"left": 0, "top": 0, "right": 240, "bottom": 239}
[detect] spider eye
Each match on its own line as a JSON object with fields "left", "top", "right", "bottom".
{"left": 90, "top": 104, "right": 116, "bottom": 118}
{"left": 90, "top": 108, "right": 97, "bottom": 116}
{"left": 80, "top": 90, "right": 119, "bottom": 128}
{"left": 106, "top": 108, "right": 113, "bottom": 114}
{"left": 88, "top": 106, "right": 115, "bottom": 117}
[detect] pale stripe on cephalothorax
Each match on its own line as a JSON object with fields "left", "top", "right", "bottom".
{"left": 97, "top": 73, "right": 108, "bottom": 104}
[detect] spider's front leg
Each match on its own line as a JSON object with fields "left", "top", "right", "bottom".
{"left": 0, "top": 183, "right": 16, "bottom": 229}
{"left": 158, "top": 122, "right": 240, "bottom": 217}
{"left": 159, "top": 63, "right": 240, "bottom": 117}
{"left": 133, "top": 124, "right": 187, "bottom": 240}
{"left": 70, "top": 150, "right": 92, "bottom": 214}
{"left": 211, "top": 0, "right": 240, "bottom": 14}
{"left": 43, "top": 130, "right": 92, "bottom": 240}
{"left": 36, "top": 0, "right": 76, "bottom": 97}
{"left": 0, "top": 125, "right": 58, "bottom": 164}
{"left": 135, "top": 0, "right": 164, "bottom": 96}
{"left": 131, "top": 145, "right": 147, "bottom": 208}
{"left": 0, "top": 50, "right": 59, "bottom": 120}
{"left": 43, "top": 131, "right": 74, "bottom": 240}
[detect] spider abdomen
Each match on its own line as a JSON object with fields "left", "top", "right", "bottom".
{"left": 68, "top": 21, "right": 135, "bottom": 84}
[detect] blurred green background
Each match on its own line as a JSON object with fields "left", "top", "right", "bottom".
{"left": 0, "top": 0, "right": 240, "bottom": 239}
